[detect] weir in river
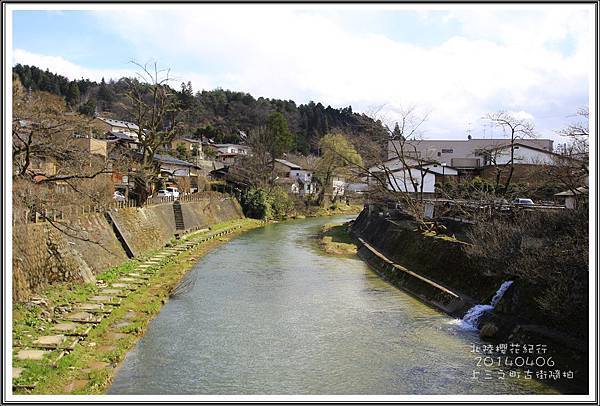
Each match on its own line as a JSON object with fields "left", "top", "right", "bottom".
{"left": 108, "top": 216, "right": 555, "bottom": 395}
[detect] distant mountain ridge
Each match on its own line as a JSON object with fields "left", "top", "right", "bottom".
{"left": 13, "top": 64, "right": 388, "bottom": 159}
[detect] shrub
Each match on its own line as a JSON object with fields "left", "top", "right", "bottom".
{"left": 241, "top": 187, "right": 271, "bottom": 220}
{"left": 464, "top": 205, "right": 588, "bottom": 337}
{"left": 269, "top": 186, "right": 294, "bottom": 220}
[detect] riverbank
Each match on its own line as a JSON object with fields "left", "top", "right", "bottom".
{"left": 351, "top": 207, "right": 588, "bottom": 394}
{"left": 12, "top": 218, "right": 263, "bottom": 394}
{"left": 296, "top": 203, "right": 363, "bottom": 219}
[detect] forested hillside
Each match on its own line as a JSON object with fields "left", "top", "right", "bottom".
{"left": 13, "top": 64, "right": 388, "bottom": 160}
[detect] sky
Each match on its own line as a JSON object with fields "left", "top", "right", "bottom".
{"left": 9, "top": 4, "right": 595, "bottom": 144}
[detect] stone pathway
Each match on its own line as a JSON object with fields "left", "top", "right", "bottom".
{"left": 32, "top": 335, "right": 65, "bottom": 349}
{"left": 12, "top": 223, "right": 245, "bottom": 393}
{"left": 16, "top": 349, "right": 49, "bottom": 361}
{"left": 13, "top": 368, "right": 23, "bottom": 379}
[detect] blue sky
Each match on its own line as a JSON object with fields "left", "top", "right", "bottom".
{"left": 10, "top": 5, "right": 593, "bottom": 142}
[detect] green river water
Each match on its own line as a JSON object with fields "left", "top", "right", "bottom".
{"left": 108, "top": 215, "right": 556, "bottom": 395}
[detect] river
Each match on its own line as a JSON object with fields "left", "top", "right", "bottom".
{"left": 108, "top": 215, "right": 556, "bottom": 395}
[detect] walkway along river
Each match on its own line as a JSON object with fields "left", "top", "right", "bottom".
{"left": 108, "top": 215, "right": 556, "bottom": 395}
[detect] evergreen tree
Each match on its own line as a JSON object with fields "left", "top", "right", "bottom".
{"left": 78, "top": 99, "right": 97, "bottom": 117}
{"left": 97, "top": 78, "right": 114, "bottom": 104}
{"left": 266, "top": 111, "right": 294, "bottom": 159}
{"left": 66, "top": 82, "right": 80, "bottom": 107}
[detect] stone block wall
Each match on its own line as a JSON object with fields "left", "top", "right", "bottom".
{"left": 12, "top": 194, "right": 244, "bottom": 302}
{"left": 13, "top": 223, "right": 99, "bottom": 302}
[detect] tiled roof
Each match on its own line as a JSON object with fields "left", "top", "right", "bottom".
{"left": 274, "top": 158, "right": 302, "bottom": 170}
{"left": 97, "top": 117, "right": 139, "bottom": 131}
{"left": 153, "top": 153, "right": 197, "bottom": 167}
{"left": 107, "top": 132, "right": 137, "bottom": 142}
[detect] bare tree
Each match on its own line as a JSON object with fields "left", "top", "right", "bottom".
{"left": 361, "top": 106, "right": 435, "bottom": 226}
{"left": 12, "top": 80, "right": 114, "bottom": 242}
{"left": 483, "top": 111, "right": 537, "bottom": 193}
{"left": 546, "top": 108, "right": 590, "bottom": 205}
{"left": 122, "top": 62, "right": 183, "bottom": 204}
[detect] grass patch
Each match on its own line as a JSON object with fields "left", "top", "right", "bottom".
{"left": 318, "top": 222, "right": 358, "bottom": 256}
{"left": 421, "top": 230, "right": 465, "bottom": 244}
{"left": 309, "top": 203, "right": 363, "bottom": 218}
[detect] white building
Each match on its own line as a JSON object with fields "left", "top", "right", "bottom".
{"left": 388, "top": 137, "right": 554, "bottom": 168}
{"left": 332, "top": 176, "right": 346, "bottom": 197}
{"left": 274, "top": 158, "right": 315, "bottom": 196}
{"left": 213, "top": 144, "right": 251, "bottom": 156}
{"left": 95, "top": 117, "right": 140, "bottom": 141}
{"left": 482, "top": 143, "right": 560, "bottom": 166}
{"left": 368, "top": 157, "right": 458, "bottom": 194}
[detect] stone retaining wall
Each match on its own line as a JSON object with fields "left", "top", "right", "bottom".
{"left": 13, "top": 221, "right": 101, "bottom": 302}
{"left": 351, "top": 209, "right": 504, "bottom": 312}
{"left": 12, "top": 194, "right": 244, "bottom": 302}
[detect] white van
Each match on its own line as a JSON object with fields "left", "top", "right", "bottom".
{"left": 513, "top": 198, "right": 534, "bottom": 206}
{"left": 157, "top": 187, "right": 180, "bottom": 199}
{"left": 166, "top": 187, "right": 180, "bottom": 199}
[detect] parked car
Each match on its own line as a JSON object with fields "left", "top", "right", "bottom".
{"left": 513, "top": 198, "right": 534, "bottom": 206}
{"left": 166, "top": 187, "right": 180, "bottom": 198}
{"left": 113, "top": 191, "right": 126, "bottom": 202}
{"left": 157, "top": 187, "right": 180, "bottom": 199}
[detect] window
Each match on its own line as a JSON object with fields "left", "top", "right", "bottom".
{"left": 441, "top": 149, "right": 454, "bottom": 153}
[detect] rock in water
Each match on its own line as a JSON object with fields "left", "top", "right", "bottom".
{"left": 480, "top": 322, "right": 499, "bottom": 340}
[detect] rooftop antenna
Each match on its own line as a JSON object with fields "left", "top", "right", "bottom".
{"left": 467, "top": 121, "right": 472, "bottom": 140}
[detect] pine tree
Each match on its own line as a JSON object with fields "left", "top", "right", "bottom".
{"left": 66, "top": 82, "right": 80, "bottom": 107}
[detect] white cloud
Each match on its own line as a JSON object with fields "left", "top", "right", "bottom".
{"left": 13, "top": 5, "right": 593, "bottom": 142}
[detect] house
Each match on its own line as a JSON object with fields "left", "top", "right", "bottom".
{"left": 332, "top": 176, "right": 346, "bottom": 197}
{"left": 152, "top": 153, "right": 200, "bottom": 177}
{"left": 346, "top": 182, "right": 369, "bottom": 194}
{"left": 204, "top": 144, "right": 252, "bottom": 165}
{"left": 388, "top": 137, "right": 554, "bottom": 168}
{"left": 554, "top": 187, "right": 588, "bottom": 210}
{"left": 74, "top": 136, "right": 108, "bottom": 158}
{"left": 170, "top": 137, "right": 203, "bottom": 159}
{"left": 480, "top": 142, "right": 563, "bottom": 166}
{"left": 274, "top": 158, "right": 315, "bottom": 196}
{"left": 95, "top": 117, "right": 140, "bottom": 141}
{"left": 213, "top": 143, "right": 251, "bottom": 155}
{"left": 154, "top": 154, "right": 202, "bottom": 193}
{"left": 105, "top": 132, "right": 139, "bottom": 150}
{"left": 368, "top": 157, "right": 458, "bottom": 195}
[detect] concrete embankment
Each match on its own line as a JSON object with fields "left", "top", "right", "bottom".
{"left": 12, "top": 193, "right": 243, "bottom": 302}
{"left": 351, "top": 209, "right": 504, "bottom": 317}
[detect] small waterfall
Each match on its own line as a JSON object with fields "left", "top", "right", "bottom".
{"left": 458, "top": 280, "right": 513, "bottom": 331}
